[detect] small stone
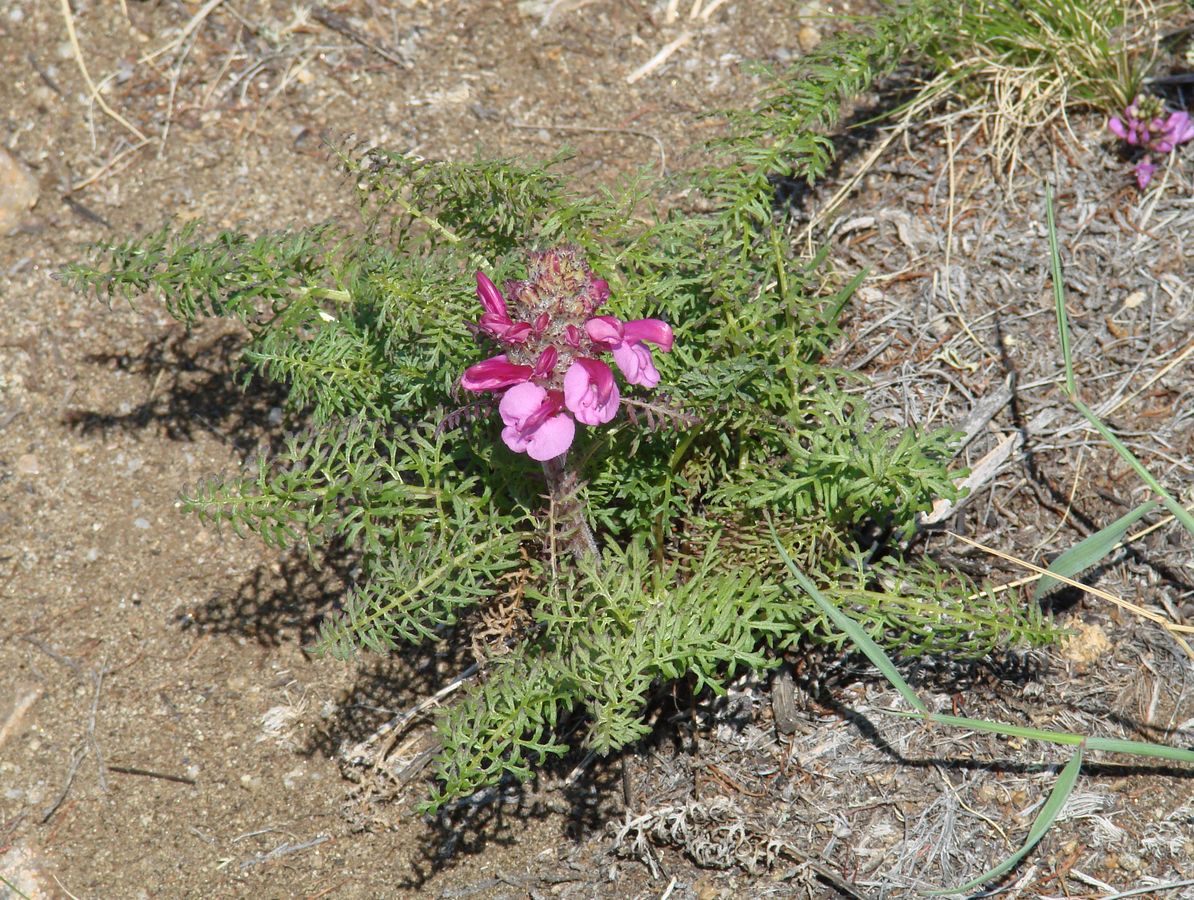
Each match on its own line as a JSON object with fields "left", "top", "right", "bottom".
{"left": 239, "top": 773, "right": 262, "bottom": 793}
{"left": 1121, "top": 289, "right": 1146, "bottom": 310}
{"left": 0, "top": 149, "right": 38, "bottom": 235}
{"left": 797, "top": 24, "right": 821, "bottom": 52}
{"left": 1117, "top": 852, "right": 1142, "bottom": 873}
{"left": 1060, "top": 620, "right": 1112, "bottom": 669}
{"left": 16, "top": 454, "right": 39, "bottom": 475}
{"left": 133, "top": 517, "right": 150, "bottom": 530}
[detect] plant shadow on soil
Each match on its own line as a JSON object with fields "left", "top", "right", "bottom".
{"left": 62, "top": 324, "right": 290, "bottom": 458}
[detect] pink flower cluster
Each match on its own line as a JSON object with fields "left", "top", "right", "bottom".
{"left": 1108, "top": 95, "right": 1194, "bottom": 189}
{"left": 460, "top": 247, "right": 673, "bottom": 461}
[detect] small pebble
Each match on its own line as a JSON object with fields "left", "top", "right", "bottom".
{"left": 1117, "top": 852, "right": 1142, "bottom": 873}
{"left": 133, "top": 517, "right": 150, "bottom": 530}
{"left": 16, "top": 454, "right": 39, "bottom": 475}
{"left": 0, "top": 148, "right": 39, "bottom": 235}
{"left": 798, "top": 25, "right": 821, "bottom": 52}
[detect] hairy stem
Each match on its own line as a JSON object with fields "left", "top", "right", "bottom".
{"left": 542, "top": 455, "right": 599, "bottom": 568}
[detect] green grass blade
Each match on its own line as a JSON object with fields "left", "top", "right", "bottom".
{"left": 883, "top": 710, "right": 1194, "bottom": 764}
{"left": 1072, "top": 399, "right": 1194, "bottom": 535}
{"left": 926, "top": 746, "right": 1084, "bottom": 895}
{"left": 1033, "top": 500, "right": 1158, "bottom": 601}
{"left": 1084, "top": 736, "right": 1194, "bottom": 762}
{"left": 767, "top": 514, "right": 928, "bottom": 714}
{"left": 1045, "top": 184, "right": 1075, "bottom": 398}
{"left": 1044, "top": 187, "right": 1194, "bottom": 537}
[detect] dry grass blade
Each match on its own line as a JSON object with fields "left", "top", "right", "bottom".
{"left": 59, "top": 0, "right": 147, "bottom": 143}
{"left": 1032, "top": 499, "right": 1158, "bottom": 601}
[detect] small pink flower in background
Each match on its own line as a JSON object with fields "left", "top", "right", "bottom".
{"left": 459, "top": 246, "right": 675, "bottom": 459}
{"left": 1108, "top": 95, "right": 1194, "bottom": 189}
{"left": 1134, "top": 159, "right": 1157, "bottom": 191}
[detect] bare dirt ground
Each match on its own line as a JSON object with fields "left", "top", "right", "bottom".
{"left": 2, "top": 1, "right": 1192, "bottom": 898}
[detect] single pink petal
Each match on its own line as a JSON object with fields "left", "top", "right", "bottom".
{"left": 1164, "top": 112, "right": 1194, "bottom": 144}
{"left": 1135, "top": 158, "right": 1157, "bottom": 190}
{"left": 1153, "top": 138, "right": 1174, "bottom": 154}
{"left": 532, "top": 346, "right": 559, "bottom": 379}
{"left": 523, "top": 413, "right": 575, "bottom": 460}
{"left": 564, "top": 324, "right": 583, "bottom": 348}
{"left": 461, "top": 355, "right": 532, "bottom": 392}
{"left": 479, "top": 311, "right": 514, "bottom": 335}
{"left": 622, "top": 318, "right": 674, "bottom": 352}
{"left": 563, "top": 358, "right": 620, "bottom": 426}
{"left": 532, "top": 312, "right": 551, "bottom": 334}
{"left": 584, "top": 315, "right": 624, "bottom": 347}
{"left": 612, "top": 341, "right": 660, "bottom": 388}
{"left": 590, "top": 278, "right": 610, "bottom": 308}
{"left": 1108, "top": 116, "right": 1129, "bottom": 141}
{"left": 499, "top": 381, "right": 547, "bottom": 425}
{"left": 500, "top": 322, "right": 532, "bottom": 344}
{"left": 476, "top": 271, "right": 509, "bottom": 318}
{"left": 498, "top": 384, "right": 574, "bottom": 459}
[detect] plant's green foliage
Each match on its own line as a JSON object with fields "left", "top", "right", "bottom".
{"left": 67, "top": 0, "right": 1072, "bottom": 813}
{"left": 705, "top": 0, "right": 957, "bottom": 217}
{"left": 63, "top": 220, "right": 339, "bottom": 326}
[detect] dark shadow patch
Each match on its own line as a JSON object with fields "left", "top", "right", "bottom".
{"left": 62, "top": 322, "right": 289, "bottom": 457}
{"left": 180, "top": 540, "right": 353, "bottom": 647}
{"left": 769, "top": 71, "right": 926, "bottom": 220}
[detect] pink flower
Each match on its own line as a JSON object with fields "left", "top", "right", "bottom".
{"left": 1108, "top": 97, "right": 1194, "bottom": 190}
{"left": 1156, "top": 111, "right": 1194, "bottom": 153}
{"left": 499, "top": 383, "right": 575, "bottom": 461}
{"left": 461, "top": 354, "right": 532, "bottom": 392}
{"left": 476, "top": 271, "right": 508, "bottom": 318}
{"left": 475, "top": 272, "right": 532, "bottom": 344}
{"left": 584, "top": 316, "right": 674, "bottom": 388}
{"left": 1135, "top": 159, "right": 1158, "bottom": 190}
{"left": 563, "top": 358, "right": 620, "bottom": 425}
{"left": 459, "top": 247, "right": 676, "bottom": 461}
{"left": 1108, "top": 116, "right": 1135, "bottom": 144}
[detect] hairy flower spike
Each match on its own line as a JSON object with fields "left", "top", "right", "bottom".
{"left": 460, "top": 246, "right": 674, "bottom": 458}
{"left": 1108, "top": 94, "right": 1194, "bottom": 189}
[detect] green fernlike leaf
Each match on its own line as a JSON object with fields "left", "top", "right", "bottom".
{"left": 766, "top": 512, "right": 928, "bottom": 714}
{"left": 1033, "top": 499, "right": 1158, "bottom": 601}
{"left": 928, "top": 748, "right": 1084, "bottom": 896}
